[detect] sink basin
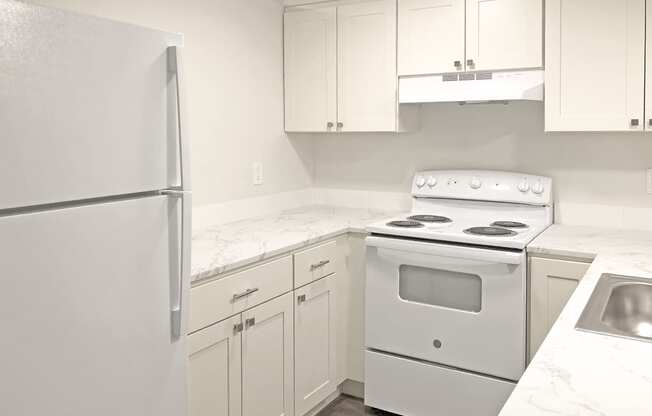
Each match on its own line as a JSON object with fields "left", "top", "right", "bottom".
{"left": 576, "top": 274, "right": 652, "bottom": 343}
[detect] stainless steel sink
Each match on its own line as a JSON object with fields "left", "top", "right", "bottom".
{"left": 576, "top": 274, "right": 652, "bottom": 343}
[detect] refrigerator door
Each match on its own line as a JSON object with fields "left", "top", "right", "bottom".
{"left": 0, "top": 195, "right": 188, "bottom": 416}
{"left": 0, "top": 0, "right": 185, "bottom": 209}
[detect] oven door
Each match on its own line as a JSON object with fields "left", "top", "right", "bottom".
{"left": 365, "top": 236, "right": 526, "bottom": 381}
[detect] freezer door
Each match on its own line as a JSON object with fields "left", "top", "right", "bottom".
{"left": 0, "top": 0, "right": 184, "bottom": 209}
{"left": 0, "top": 196, "right": 188, "bottom": 416}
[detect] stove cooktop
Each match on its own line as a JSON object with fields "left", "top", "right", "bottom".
{"left": 367, "top": 213, "right": 548, "bottom": 250}
{"left": 367, "top": 171, "right": 553, "bottom": 250}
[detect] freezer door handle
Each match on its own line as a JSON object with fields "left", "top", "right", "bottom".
{"left": 161, "top": 189, "right": 191, "bottom": 339}
{"left": 168, "top": 46, "right": 191, "bottom": 191}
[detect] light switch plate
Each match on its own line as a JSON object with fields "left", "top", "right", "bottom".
{"left": 647, "top": 169, "right": 652, "bottom": 194}
{"left": 252, "top": 162, "right": 263, "bottom": 185}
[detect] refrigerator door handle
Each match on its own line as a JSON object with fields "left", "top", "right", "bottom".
{"left": 161, "top": 189, "right": 191, "bottom": 340}
{"left": 167, "top": 46, "right": 191, "bottom": 191}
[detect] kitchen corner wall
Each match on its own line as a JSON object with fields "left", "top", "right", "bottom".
{"left": 29, "top": 0, "right": 652, "bottom": 230}
{"left": 34, "top": 0, "right": 313, "bottom": 207}
{"left": 292, "top": 102, "right": 652, "bottom": 228}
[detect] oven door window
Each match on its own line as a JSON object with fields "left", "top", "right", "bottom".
{"left": 398, "top": 265, "right": 482, "bottom": 312}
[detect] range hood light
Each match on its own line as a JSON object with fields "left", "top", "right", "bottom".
{"left": 458, "top": 100, "right": 510, "bottom": 106}
{"left": 399, "top": 70, "right": 544, "bottom": 104}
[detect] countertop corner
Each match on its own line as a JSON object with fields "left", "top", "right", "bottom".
{"left": 191, "top": 205, "right": 398, "bottom": 283}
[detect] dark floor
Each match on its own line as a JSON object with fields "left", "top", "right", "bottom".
{"left": 316, "top": 396, "right": 397, "bottom": 416}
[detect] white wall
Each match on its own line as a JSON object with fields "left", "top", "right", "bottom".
{"left": 26, "top": 0, "right": 652, "bottom": 228}
{"left": 34, "top": 0, "right": 313, "bottom": 207}
{"left": 296, "top": 102, "right": 652, "bottom": 226}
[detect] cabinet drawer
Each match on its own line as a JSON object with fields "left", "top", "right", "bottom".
{"left": 189, "top": 256, "right": 293, "bottom": 333}
{"left": 294, "top": 240, "right": 338, "bottom": 288}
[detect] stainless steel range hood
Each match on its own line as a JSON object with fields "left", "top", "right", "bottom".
{"left": 398, "top": 69, "right": 544, "bottom": 104}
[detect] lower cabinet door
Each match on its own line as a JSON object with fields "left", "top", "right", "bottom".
{"left": 242, "top": 292, "right": 295, "bottom": 416}
{"left": 529, "top": 256, "right": 591, "bottom": 360}
{"left": 294, "top": 274, "right": 338, "bottom": 416}
{"left": 187, "top": 315, "right": 242, "bottom": 416}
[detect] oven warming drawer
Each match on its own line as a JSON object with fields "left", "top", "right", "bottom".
{"left": 365, "top": 350, "right": 515, "bottom": 416}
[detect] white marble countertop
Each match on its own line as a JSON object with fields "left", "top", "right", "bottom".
{"left": 191, "top": 205, "right": 397, "bottom": 283}
{"left": 501, "top": 224, "right": 652, "bottom": 416}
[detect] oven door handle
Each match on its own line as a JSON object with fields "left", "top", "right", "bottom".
{"left": 366, "top": 236, "right": 524, "bottom": 265}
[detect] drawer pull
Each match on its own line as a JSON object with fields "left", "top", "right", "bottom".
{"left": 310, "top": 260, "right": 330, "bottom": 271}
{"left": 232, "top": 288, "right": 259, "bottom": 301}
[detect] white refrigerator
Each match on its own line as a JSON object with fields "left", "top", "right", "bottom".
{"left": 0, "top": 1, "right": 190, "bottom": 415}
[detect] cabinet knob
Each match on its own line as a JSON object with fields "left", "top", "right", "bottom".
{"left": 337, "top": 122, "right": 343, "bottom": 128}
{"left": 466, "top": 59, "right": 475, "bottom": 67}
{"left": 454, "top": 60, "right": 462, "bottom": 69}
{"left": 631, "top": 118, "right": 640, "bottom": 127}
{"left": 297, "top": 294, "right": 306, "bottom": 304}
{"left": 327, "top": 121, "right": 334, "bottom": 128}
{"left": 648, "top": 119, "right": 652, "bottom": 127}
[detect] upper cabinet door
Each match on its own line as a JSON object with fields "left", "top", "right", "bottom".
{"left": 284, "top": 7, "right": 337, "bottom": 132}
{"left": 465, "top": 0, "right": 542, "bottom": 71}
{"left": 398, "top": 0, "right": 465, "bottom": 76}
{"left": 545, "top": 0, "right": 645, "bottom": 131}
{"left": 338, "top": 0, "right": 397, "bottom": 132}
{"left": 645, "top": 0, "right": 652, "bottom": 130}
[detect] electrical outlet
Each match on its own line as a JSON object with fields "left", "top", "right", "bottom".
{"left": 647, "top": 169, "right": 652, "bottom": 194}
{"left": 252, "top": 162, "right": 263, "bottom": 185}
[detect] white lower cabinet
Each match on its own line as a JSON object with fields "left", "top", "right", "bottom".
{"left": 188, "top": 315, "right": 242, "bottom": 416}
{"left": 528, "top": 256, "right": 591, "bottom": 360}
{"left": 188, "top": 238, "right": 349, "bottom": 416}
{"left": 294, "top": 274, "right": 338, "bottom": 416}
{"left": 242, "top": 293, "right": 295, "bottom": 416}
{"left": 188, "top": 293, "right": 294, "bottom": 416}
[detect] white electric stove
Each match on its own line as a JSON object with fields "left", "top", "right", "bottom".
{"left": 364, "top": 170, "right": 553, "bottom": 416}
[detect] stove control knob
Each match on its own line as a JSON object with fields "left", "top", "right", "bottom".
{"left": 518, "top": 179, "right": 530, "bottom": 193}
{"left": 470, "top": 177, "right": 482, "bottom": 190}
{"left": 532, "top": 181, "right": 544, "bottom": 195}
{"left": 415, "top": 176, "right": 426, "bottom": 188}
{"left": 426, "top": 176, "right": 437, "bottom": 187}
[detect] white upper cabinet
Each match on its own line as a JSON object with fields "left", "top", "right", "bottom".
{"left": 284, "top": 0, "right": 406, "bottom": 133}
{"left": 465, "top": 0, "right": 542, "bottom": 71}
{"left": 337, "top": 0, "right": 398, "bottom": 132}
{"left": 645, "top": 0, "right": 652, "bottom": 129}
{"left": 284, "top": 7, "right": 337, "bottom": 132}
{"left": 545, "top": 0, "right": 646, "bottom": 131}
{"left": 398, "top": 0, "right": 542, "bottom": 75}
{"left": 398, "top": 0, "right": 465, "bottom": 76}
